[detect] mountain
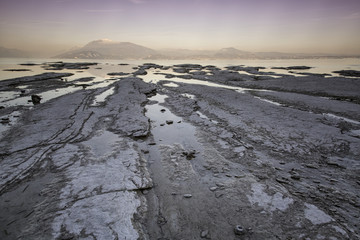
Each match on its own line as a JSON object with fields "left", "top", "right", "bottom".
{"left": 0, "top": 46, "right": 28, "bottom": 58}
{"left": 214, "top": 48, "right": 255, "bottom": 59}
{"left": 55, "top": 39, "right": 360, "bottom": 60}
{"left": 56, "top": 39, "right": 158, "bottom": 59}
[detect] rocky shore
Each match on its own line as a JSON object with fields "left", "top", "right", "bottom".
{"left": 0, "top": 62, "right": 359, "bottom": 239}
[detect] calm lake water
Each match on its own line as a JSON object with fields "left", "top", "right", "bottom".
{"left": 1, "top": 58, "right": 360, "bottom": 81}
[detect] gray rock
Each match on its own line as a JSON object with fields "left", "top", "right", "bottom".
{"left": 183, "top": 194, "right": 192, "bottom": 198}
{"left": 234, "top": 225, "right": 245, "bottom": 235}
{"left": 166, "top": 120, "right": 174, "bottom": 125}
{"left": 200, "top": 230, "right": 209, "bottom": 238}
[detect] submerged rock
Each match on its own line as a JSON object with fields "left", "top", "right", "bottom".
{"left": 333, "top": 70, "right": 360, "bottom": 77}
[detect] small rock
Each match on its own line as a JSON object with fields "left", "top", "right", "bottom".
{"left": 166, "top": 120, "right": 173, "bottom": 125}
{"left": 200, "top": 230, "right": 209, "bottom": 238}
{"left": 148, "top": 142, "right": 156, "bottom": 145}
{"left": 209, "top": 187, "right": 217, "bottom": 191}
{"left": 291, "top": 174, "right": 301, "bottom": 180}
{"left": 142, "top": 150, "right": 149, "bottom": 154}
{"left": 160, "top": 109, "right": 166, "bottom": 112}
{"left": 160, "top": 123, "right": 165, "bottom": 126}
{"left": 215, "top": 192, "right": 224, "bottom": 198}
{"left": 234, "top": 225, "right": 245, "bottom": 235}
{"left": 31, "top": 94, "right": 42, "bottom": 104}
{"left": 183, "top": 194, "right": 192, "bottom": 198}
{"left": 177, "top": 120, "right": 182, "bottom": 123}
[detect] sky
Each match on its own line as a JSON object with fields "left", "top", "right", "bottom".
{"left": 0, "top": 0, "right": 360, "bottom": 55}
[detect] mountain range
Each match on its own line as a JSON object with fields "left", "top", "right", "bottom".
{"left": 55, "top": 40, "right": 303, "bottom": 60}
{"left": 0, "top": 46, "right": 29, "bottom": 58}
{"left": 1, "top": 39, "right": 359, "bottom": 59}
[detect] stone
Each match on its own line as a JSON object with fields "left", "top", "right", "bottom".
{"left": 160, "top": 109, "right": 166, "bottom": 112}
{"left": 200, "top": 230, "right": 209, "bottom": 238}
{"left": 166, "top": 120, "right": 173, "bottom": 125}
{"left": 234, "top": 225, "right": 245, "bottom": 235}
{"left": 31, "top": 94, "right": 42, "bottom": 104}
{"left": 209, "top": 187, "right": 217, "bottom": 191}
{"left": 183, "top": 194, "right": 192, "bottom": 198}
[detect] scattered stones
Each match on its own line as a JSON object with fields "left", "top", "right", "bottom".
{"left": 183, "top": 194, "right": 192, "bottom": 198}
{"left": 234, "top": 225, "right": 245, "bottom": 235}
{"left": 166, "top": 120, "right": 174, "bottom": 125}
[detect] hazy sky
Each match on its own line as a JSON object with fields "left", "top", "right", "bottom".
{"left": 1, "top": 0, "right": 360, "bottom": 55}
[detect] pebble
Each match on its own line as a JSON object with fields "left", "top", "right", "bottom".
{"left": 200, "top": 230, "right": 209, "bottom": 238}
{"left": 209, "top": 187, "right": 217, "bottom": 191}
{"left": 148, "top": 142, "right": 156, "bottom": 145}
{"left": 183, "top": 194, "right": 192, "bottom": 198}
{"left": 166, "top": 120, "right": 174, "bottom": 125}
{"left": 215, "top": 192, "right": 224, "bottom": 198}
{"left": 160, "top": 109, "right": 166, "bottom": 112}
{"left": 234, "top": 225, "right": 245, "bottom": 235}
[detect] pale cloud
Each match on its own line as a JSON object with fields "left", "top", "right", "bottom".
{"left": 342, "top": 12, "right": 360, "bottom": 20}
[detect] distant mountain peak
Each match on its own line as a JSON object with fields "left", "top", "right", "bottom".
{"left": 56, "top": 39, "right": 156, "bottom": 59}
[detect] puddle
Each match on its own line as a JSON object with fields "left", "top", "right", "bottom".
{"left": 84, "top": 130, "right": 120, "bottom": 158}
{"left": 91, "top": 87, "right": 115, "bottom": 106}
{"left": 163, "top": 82, "right": 179, "bottom": 88}
{"left": 1, "top": 86, "right": 83, "bottom": 107}
{"left": 0, "top": 111, "right": 21, "bottom": 139}
{"left": 146, "top": 94, "right": 200, "bottom": 148}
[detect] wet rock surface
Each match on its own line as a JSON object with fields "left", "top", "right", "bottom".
{"left": 0, "top": 61, "right": 359, "bottom": 239}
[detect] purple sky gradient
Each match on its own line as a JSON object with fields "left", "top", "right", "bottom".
{"left": 1, "top": 0, "right": 360, "bottom": 54}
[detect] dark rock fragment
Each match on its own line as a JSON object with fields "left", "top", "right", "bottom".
{"left": 31, "top": 95, "right": 42, "bottom": 104}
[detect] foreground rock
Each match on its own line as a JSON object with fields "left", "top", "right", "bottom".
{"left": 0, "top": 77, "right": 154, "bottom": 239}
